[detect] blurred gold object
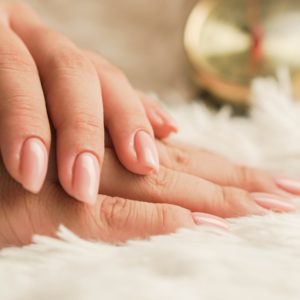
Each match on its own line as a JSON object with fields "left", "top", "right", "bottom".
{"left": 184, "top": 0, "right": 300, "bottom": 105}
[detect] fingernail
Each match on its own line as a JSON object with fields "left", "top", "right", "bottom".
{"left": 156, "top": 109, "right": 178, "bottom": 132}
{"left": 192, "top": 212, "right": 229, "bottom": 230}
{"left": 134, "top": 130, "right": 159, "bottom": 172}
{"left": 20, "top": 137, "right": 48, "bottom": 193}
{"left": 149, "top": 108, "right": 178, "bottom": 134}
{"left": 252, "top": 193, "right": 297, "bottom": 212}
{"left": 275, "top": 178, "right": 300, "bottom": 194}
{"left": 149, "top": 109, "right": 165, "bottom": 126}
{"left": 72, "top": 152, "right": 100, "bottom": 205}
{"left": 159, "top": 110, "right": 178, "bottom": 131}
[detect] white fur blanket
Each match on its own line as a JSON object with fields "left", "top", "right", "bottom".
{"left": 1, "top": 75, "right": 300, "bottom": 300}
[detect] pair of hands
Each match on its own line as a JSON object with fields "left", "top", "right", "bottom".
{"left": 0, "top": 138, "right": 298, "bottom": 247}
{"left": 0, "top": 3, "right": 298, "bottom": 247}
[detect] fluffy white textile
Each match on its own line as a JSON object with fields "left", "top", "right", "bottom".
{"left": 1, "top": 75, "right": 300, "bottom": 300}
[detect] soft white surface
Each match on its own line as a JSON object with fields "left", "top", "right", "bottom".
{"left": 1, "top": 76, "right": 300, "bottom": 300}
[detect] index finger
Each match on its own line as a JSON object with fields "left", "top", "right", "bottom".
{"left": 8, "top": 3, "right": 103, "bottom": 204}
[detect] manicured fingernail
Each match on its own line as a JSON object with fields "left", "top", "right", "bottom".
{"left": 192, "top": 212, "right": 229, "bottom": 230}
{"left": 72, "top": 152, "right": 100, "bottom": 205}
{"left": 148, "top": 107, "right": 178, "bottom": 132}
{"left": 275, "top": 178, "right": 300, "bottom": 194}
{"left": 134, "top": 130, "right": 159, "bottom": 172}
{"left": 149, "top": 109, "right": 165, "bottom": 126}
{"left": 252, "top": 193, "right": 297, "bottom": 212}
{"left": 20, "top": 137, "right": 48, "bottom": 193}
{"left": 156, "top": 109, "right": 178, "bottom": 132}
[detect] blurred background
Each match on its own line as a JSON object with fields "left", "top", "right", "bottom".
{"left": 12, "top": 0, "right": 198, "bottom": 103}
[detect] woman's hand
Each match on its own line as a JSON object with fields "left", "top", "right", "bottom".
{"left": 0, "top": 142, "right": 226, "bottom": 248}
{"left": 0, "top": 139, "right": 297, "bottom": 248}
{"left": 0, "top": 2, "right": 177, "bottom": 205}
{"left": 101, "top": 140, "right": 297, "bottom": 217}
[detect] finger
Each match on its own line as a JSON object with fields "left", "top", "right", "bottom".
{"left": 100, "top": 149, "right": 296, "bottom": 217}
{"left": 10, "top": 4, "right": 103, "bottom": 204}
{"left": 138, "top": 92, "right": 178, "bottom": 139}
{"left": 157, "top": 141, "right": 293, "bottom": 197}
{"left": 273, "top": 177, "right": 300, "bottom": 195}
{"left": 0, "top": 6, "right": 50, "bottom": 193}
{"left": 85, "top": 50, "right": 160, "bottom": 175}
{"left": 0, "top": 183, "right": 228, "bottom": 247}
{"left": 91, "top": 195, "right": 228, "bottom": 243}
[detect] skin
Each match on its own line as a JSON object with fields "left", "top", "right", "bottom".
{"left": 0, "top": 3, "right": 298, "bottom": 248}
{"left": 0, "top": 2, "right": 177, "bottom": 205}
{"left": 0, "top": 138, "right": 297, "bottom": 248}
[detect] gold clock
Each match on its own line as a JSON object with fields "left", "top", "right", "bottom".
{"left": 184, "top": 0, "right": 300, "bottom": 105}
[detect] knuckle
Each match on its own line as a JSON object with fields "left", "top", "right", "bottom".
{"left": 169, "top": 147, "right": 189, "bottom": 167}
{"left": 0, "top": 49, "right": 36, "bottom": 73}
{"left": 154, "top": 204, "right": 188, "bottom": 233}
{"left": 234, "top": 166, "right": 266, "bottom": 190}
{"left": 99, "top": 196, "right": 132, "bottom": 230}
{"left": 221, "top": 186, "right": 239, "bottom": 203}
{"left": 0, "top": 96, "right": 50, "bottom": 143}
{"left": 67, "top": 112, "right": 102, "bottom": 134}
{"left": 143, "top": 166, "right": 174, "bottom": 191}
{"left": 0, "top": 94, "right": 46, "bottom": 128}
{"left": 236, "top": 166, "right": 253, "bottom": 186}
{"left": 100, "top": 62, "right": 126, "bottom": 80}
{"left": 47, "top": 47, "right": 95, "bottom": 76}
{"left": 216, "top": 186, "right": 250, "bottom": 217}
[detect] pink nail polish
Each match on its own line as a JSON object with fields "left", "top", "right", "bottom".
{"left": 192, "top": 212, "right": 229, "bottom": 230}
{"left": 72, "top": 152, "right": 100, "bottom": 204}
{"left": 157, "top": 109, "right": 178, "bottom": 132}
{"left": 148, "top": 106, "right": 178, "bottom": 132}
{"left": 20, "top": 137, "right": 48, "bottom": 193}
{"left": 134, "top": 130, "right": 159, "bottom": 172}
{"left": 251, "top": 193, "right": 297, "bottom": 212}
{"left": 149, "top": 109, "right": 165, "bottom": 126}
{"left": 275, "top": 178, "right": 300, "bottom": 194}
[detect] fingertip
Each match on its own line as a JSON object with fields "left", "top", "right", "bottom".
{"left": 192, "top": 212, "right": 230, "bottom": 230}
{"left": 133, "top": 130, "right": 160, "bottom": 174}
{"left": 251, "top": 193, "right": 297, "bottom": 213}
{"left": 275, "top": 177, "right": 300, "bottom": 195}
{"left": 147, "top": 107, "right": 178, "bottom": 138}
{"left": 20, "top": 137, "right": 48, "bottom": 193}
{"left": 71, "top": 152, "right": 100, "bottom": 205}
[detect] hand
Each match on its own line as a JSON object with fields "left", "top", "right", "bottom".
{"left": 0, "top": 139, "right": 297, "bottom": 248}
{"left": 101, "top": 140, "right": 297, "bottom": 217}
{"left": 0, "top": 2, "right": 177, "bottom": 205}
{"left": 0, "top": 142, "right": 223, "bottom": 248}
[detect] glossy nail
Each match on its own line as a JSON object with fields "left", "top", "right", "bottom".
{"left": 275, "top": 178, "right": 300, "bottom": 194}
{"left": 149, "top": 109, "right": 165, "bottom": 126}
{"left": 192, "top": 212, "right": 229, "bottom": 230}
{"left": 72, "top": 152, "right": 100, "bottom": 204}
{"left": 252, "top": 193, "right": 296, "bottom": 212}
{"left": 156, "top": 109, "right": 178, "bottom": 132}
{"left": 134, "top": 130, "right": 159, "bottom": 172}
{"left": 20, "top": 137, "right": 48, "bottom": 193}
